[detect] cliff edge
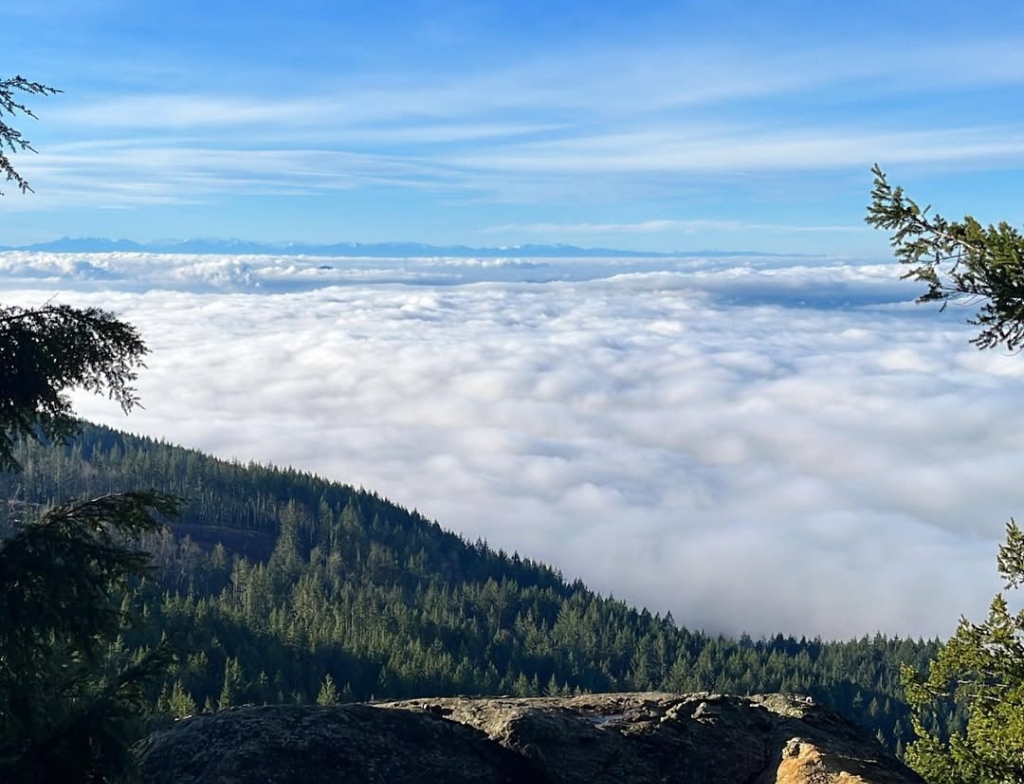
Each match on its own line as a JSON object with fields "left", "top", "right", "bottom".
{"left": 132, "top": 692, "right": 925, "bottom": 784}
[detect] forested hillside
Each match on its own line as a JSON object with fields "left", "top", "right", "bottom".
{"left": 0, "top": 424, "right": 951, "bottom": 754}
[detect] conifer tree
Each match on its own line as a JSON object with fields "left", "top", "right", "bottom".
{"left": 317, "top": 674, "right": 340, "bottom": 706}
{"left": 868, "top": 167, "right": 1024, "bottom": 782}
{"left": 168, "top": 679, "right": 198, "bottom": 720}
{"left": 867, "top": 163, "right": 1024, "bottom": 352}
{"left": 1, "top": 77, "right": 179, "bottom": 781}
{"left": 0, "top": 493, "right": 180, "bottom": 782}
{"left": 218, "top": 658, "right": 245, "bottom": 711}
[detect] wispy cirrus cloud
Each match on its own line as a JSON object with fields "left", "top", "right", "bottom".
{"left": 448, "top": 126, "right": 1024, "bottom": 175}
{"left": 4, "top": 144, "right": 468, "bottom": 211}
{"left": 12, "top": 122, "right": 1024, "bottom": 217}
{"left": 481, "top": 219, "right": 871, "bottom": 235}
{"left": 18, "top": 34, "right": 1024, "bottom": 211}
{"left": 47, "top": 37, "right": 1024, "bottom": 129}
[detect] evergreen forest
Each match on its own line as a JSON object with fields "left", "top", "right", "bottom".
{"left": 0, "top": 422, "right": 955, "bottom": 757}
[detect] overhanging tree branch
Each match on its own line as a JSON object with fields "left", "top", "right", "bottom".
{"left": 0, "top": 76, "right": 61, "bottom": 195}
{"left": 0, "top": 303, "right": 149, "bottom": 471}
{"left": 866, "top": 163, "right": 1024, "bottom": 352}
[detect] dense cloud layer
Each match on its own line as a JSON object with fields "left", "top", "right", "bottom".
{"left": 4, "top": 251, "right": 1022, "bottom": 640}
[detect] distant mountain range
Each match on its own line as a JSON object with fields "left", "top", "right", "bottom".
{"left": 0, "top": 237, "right": 785, "bottom": 258}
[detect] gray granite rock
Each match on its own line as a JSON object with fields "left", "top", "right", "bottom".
{"left": 132, "top": 692, "right": 926, "bottom": 784}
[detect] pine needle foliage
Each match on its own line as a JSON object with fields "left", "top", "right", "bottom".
{"left": 866, "top": 163, "right": 1024, "bottom": 352}
{"left": 0, "top": 303, "right": 149, "bottom": 471}
{"left": 0, "top": 75, "right": 60, "bottom": 195}
{"left": 869, "top": 167, "right": 1024, "bottom": 781}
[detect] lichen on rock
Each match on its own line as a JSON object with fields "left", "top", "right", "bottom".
{"left": 132, "top": 692, "right": 925, "bottom": 784}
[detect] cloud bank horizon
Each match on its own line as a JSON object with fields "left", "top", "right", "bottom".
{"left": 4, "top": 249, "right": 1020, "bottom": 641}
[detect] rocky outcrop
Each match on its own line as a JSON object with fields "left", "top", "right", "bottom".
{"left": 132, "top": 692, "right": 925, "bottom": 784}
{"left": 130, "top": 702, "right": 535, "bottom": 784}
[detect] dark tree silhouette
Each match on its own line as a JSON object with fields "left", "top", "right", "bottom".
{"left": 1, "top": 74, "right": 179, "bottom": 783}
{"left": 0, "top": 303, "right": 149, "bottom": 471}
{"left": 0, "top": 75, "right": 60, "bottom": 195}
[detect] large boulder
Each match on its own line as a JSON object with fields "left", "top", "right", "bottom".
{"left": 130, "top": 702, "right": 537, "bottom": 784}
{"left": 132, "top": 692, "right": 925, "bottom": 784}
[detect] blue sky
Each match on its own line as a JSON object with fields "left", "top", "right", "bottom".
{"left": 3, "top": 0, "right": 1024, "bottom": 253}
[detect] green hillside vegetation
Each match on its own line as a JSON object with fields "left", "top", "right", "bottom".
{"left": 0, "top": 423, "right": 949, "bottom": 755}
{"left": 867, "top": 165, "right": 1024, "bottom": 783}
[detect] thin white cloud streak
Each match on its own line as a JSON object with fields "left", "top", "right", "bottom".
{"left": 449, "top": 126, "right": 1024, "bottom": 174}
{"left": 3, "top": 146, "right": 463, "bottom": 210}
{"left": 9, "top": 124, "right": 1024, "bottom": 212}
{"left": 54, "top": 95, "right": 565, "bottom": 145}
{"left": 481, "top": 219, "right": 870, "bottom": 235}
{"left": 3, "top": 252, "right": 1021, "bottom": 641}
{"left": 49, "top": 38, "right": 1024, "bottom": 130}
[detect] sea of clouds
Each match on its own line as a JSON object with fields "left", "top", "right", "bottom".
{"left": 3, "top": 250, "right": 1023, "bottom": 641}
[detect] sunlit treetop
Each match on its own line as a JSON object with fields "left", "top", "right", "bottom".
{"left": 867, "top": 163, "right": 1024, "bottom": 352}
